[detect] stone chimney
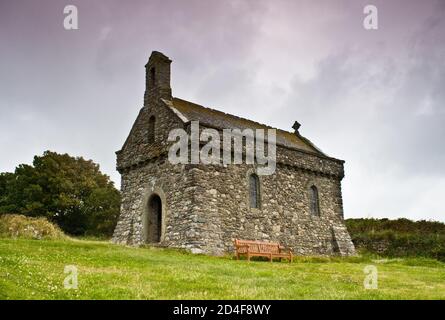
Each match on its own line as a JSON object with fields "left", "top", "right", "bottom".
{"left": 144, "top": 51, "right": 172, "bottom": 106}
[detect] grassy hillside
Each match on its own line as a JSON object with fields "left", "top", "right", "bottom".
{"left": 346, "top": 218, "right": 445, "bottom": 261}
{"left": 1, "top": 238, "right": 445, "bottom": 300}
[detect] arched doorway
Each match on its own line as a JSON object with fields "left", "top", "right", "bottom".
{"left": 146, "top": 194, "right": 162, "bottom": 243}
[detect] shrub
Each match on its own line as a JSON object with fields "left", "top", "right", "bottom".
{"left": 346, "top": 218, "right": 445, "bottom": 262}
{"left": 0, "top": 214, "right": 65, "bottom": 240}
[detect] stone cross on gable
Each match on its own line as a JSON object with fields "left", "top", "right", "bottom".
{"left": 292, "top": 121, "right": 301, "bottom": 134}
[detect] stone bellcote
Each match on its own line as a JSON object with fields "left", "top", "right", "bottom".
{"left": 144, "top": 51, "right": 172, "bottom": 106}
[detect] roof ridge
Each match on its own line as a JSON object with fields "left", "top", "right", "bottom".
{"left": 170, "top": 96, "right": 331, "bottom": 158}
{"left": 172, "top": 97, "right": 292, "bottom": 134}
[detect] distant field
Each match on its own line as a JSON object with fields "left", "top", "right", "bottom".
{"left": 1, "top": 238, "right": 444, "bottom": 300}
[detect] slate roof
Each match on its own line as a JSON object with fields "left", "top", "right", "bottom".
{"left": 165, "top": 97, "right": 325, "bottom": 155}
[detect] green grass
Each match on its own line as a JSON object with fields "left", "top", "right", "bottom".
{"left": 1, "top": 238, "right": 444, "bottom": 300}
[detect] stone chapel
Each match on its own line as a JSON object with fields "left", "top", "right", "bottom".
{"left": 112, "top": 51, "right": 355, "bottom": 256}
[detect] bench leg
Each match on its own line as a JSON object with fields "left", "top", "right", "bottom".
{"left": 290, "top": 253, "right": 293, "bottom": 263}
{"left": 270, "top": 254, "right": 273, "bottom": 262}
{"left": 236, "top": 252, "right": 239, "bottom": 260}
{"left": 247, "top": 253, "right": 250, "bottom": 262}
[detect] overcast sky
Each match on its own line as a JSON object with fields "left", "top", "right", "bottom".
{"left": 1, "top": 0, "right": 444, "bottom": 221}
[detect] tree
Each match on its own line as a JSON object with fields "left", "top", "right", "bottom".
{"left": 0, "top": 151, "right": 120, "bottom": 236}
{"left": 0, "top": 172, "right": 16, "bottom": 213}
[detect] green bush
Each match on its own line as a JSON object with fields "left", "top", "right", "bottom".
{"left": 346, "top": 218, "right": 445, "bottom": 262}
{"left": 346, "top": 218, "right": 445, "bottom": 235}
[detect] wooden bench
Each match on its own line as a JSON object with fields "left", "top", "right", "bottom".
{"left": 234, "top": 239, "right": 293, "bottom": 262}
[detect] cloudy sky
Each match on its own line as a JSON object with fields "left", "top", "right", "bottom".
{"left": 1, "top": 0, "right": 444, "bottom": 221}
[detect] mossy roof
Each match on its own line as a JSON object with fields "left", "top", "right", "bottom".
{"left": 169, "top": 97, "right": 325, "bottom": 155}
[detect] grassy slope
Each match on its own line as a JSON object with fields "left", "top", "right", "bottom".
{"left": 0, "top": 238, "right": 444, "bottom": 300}
{"left": 346, "top": 218, "right": 445, "bottom": 261}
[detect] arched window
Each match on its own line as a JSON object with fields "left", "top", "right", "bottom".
{"left": 148, "top": 116, "right": 155, "bottom": 143}
{"left": 310, "top": 185, "right": 320, "bottom": 216}
{"left": 249, "top": 174, "right": 260, "bottom": 209}
{"left": 150, "top": 67, "right": 156, "bottom": 85}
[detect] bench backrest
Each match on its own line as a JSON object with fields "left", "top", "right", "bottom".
{"left": 234, "top": 239, "right": 280, "bottom": 254}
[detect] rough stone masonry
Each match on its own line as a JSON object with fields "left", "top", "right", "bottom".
{"left": 112, "top": 51, "right": 356, "bottom": 256}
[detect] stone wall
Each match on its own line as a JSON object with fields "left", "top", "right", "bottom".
{"left": 113, "top": 130, "right": 355, "bottom": 256}
{"left": 112, "top": 158, "right": 202, "bottom": 251}
{"left": 180, "top": 150, "right": 354, "bottom": 256}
